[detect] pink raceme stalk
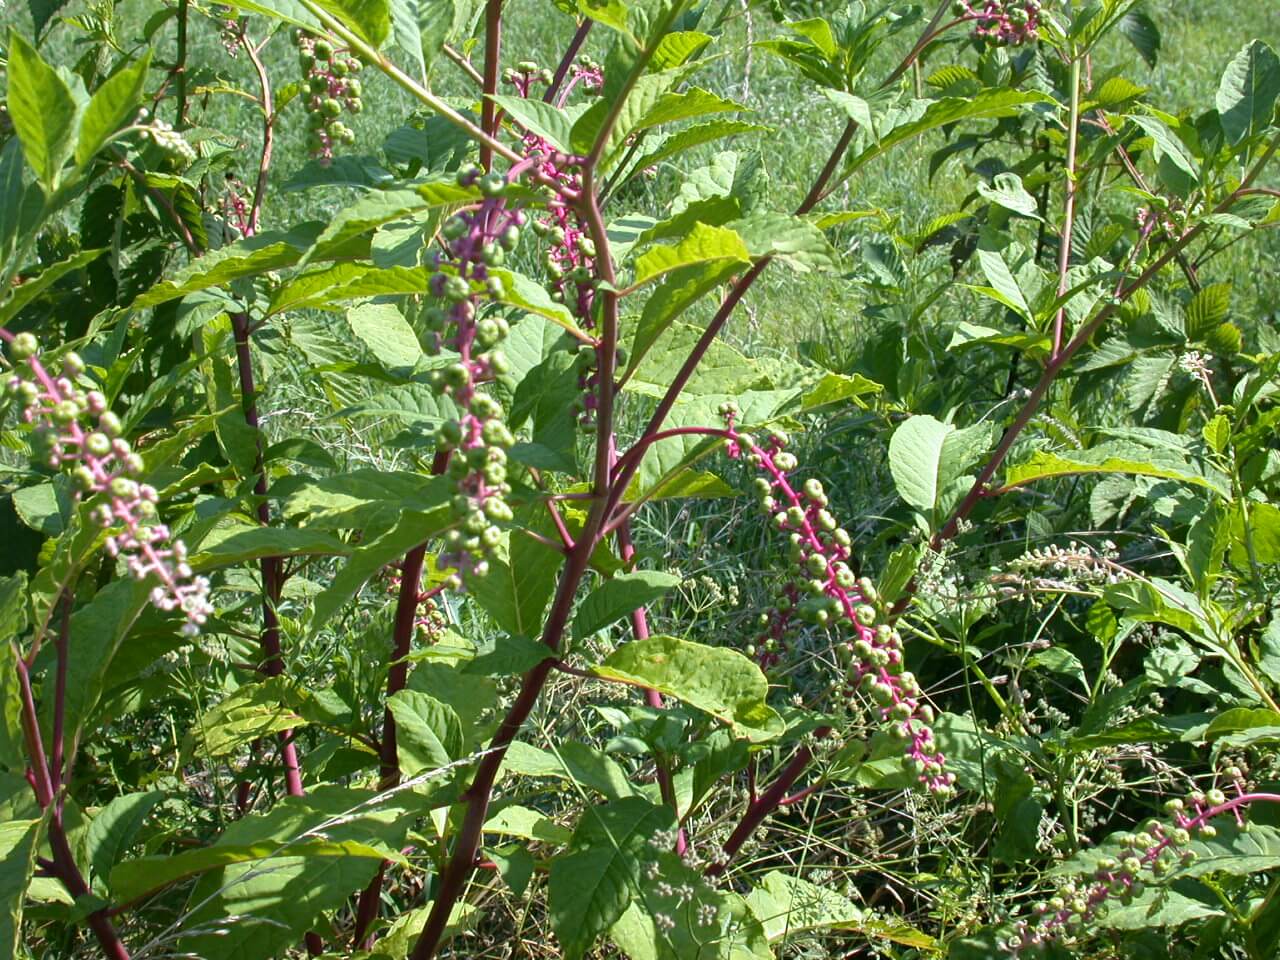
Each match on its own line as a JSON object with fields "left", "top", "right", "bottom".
{"left": 1007, "top": 786, "right": 1280, "bottom": 955}
{"left": 3, "top": 331, "right": 212, "bottom": 634}
{"left": 722, "top": 403, "right": 953, "bottom": 795}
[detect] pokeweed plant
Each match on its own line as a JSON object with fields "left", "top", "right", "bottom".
{"left": 0, "top": 2, "right": 1278, "bottom": 960}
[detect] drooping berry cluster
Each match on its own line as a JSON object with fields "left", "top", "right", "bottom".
{"left": 3, "top": 333, "right": 213, "bottom": 635}
{"left": 1006, "top": 782, "right": 1280, "bottom": 955}
{"left": 294, "top": 30, "right": 364, "bottom": 164}
{"left": 954, "top": 0, "right": 1042, "bottom": 45}
{"left": 721, "top": 404, "right": 953, "bottom": 795}
{"left": 423, "top": 164, "right": 532, "bottom": 586}
{"left": 504, "top": 59, "right": 603, "bottom": 326}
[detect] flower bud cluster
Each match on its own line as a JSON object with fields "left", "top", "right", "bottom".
{"left": 4, "top": 333, "right": 213, "bottom": 635}
{"left": 954, "top": 0, "right": 1042, "bottom": 45}
{"left": 1006, "top": 785, "right": 1276, "bottom": 955}
{"left": 720, "top": 403, "right": 953, "bottom": 796}
{"left": 136, "top": 111, "right": 196, "bottom": 172}
{"left": 423, "top": 164, "right": 531, "bottom": 586}
{"left": 294, "top": 30, "right": 364, "bottom": 164}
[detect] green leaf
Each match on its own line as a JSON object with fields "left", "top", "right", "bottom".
{"left": 387, "top": 689, "right": 464, "bottom": 775}
{"left": 632, "top": 222, "right": 751, "bottom": 288}
{"left": 134, "top": 226, "right": 319, "bottom": 307}
{"left": 501, "top": 741, "right": 636, "bottom": 800}
{"left": 390, "top": 0, "right": 426, "bottom": 80}
{"left": 977, "top": 172, "right": 1040, "bottom": 219}
{"left": 888, "top": 415, "right": 994, "bottom": 517}
{"left": 0, "top": 248, "right": 106, "bottom": 329}
{"left": 549, "top": 798, "right": 677, "bottom": 960}
{"left": 76, "top": 52, "right": 152, "bottom": 167}
{"left": 0, "top": 817, "right": 42, "bottom": 956}
{"left": 186, "top": 682, "right": 309, "bottom": 760}
{"left": 5, "top": 31, "right": 80, "bottom": 191}
{"left": 1027, "top": 648, "right": 1088, "bottom": 691}
{"left": 592, "top": 636, "right": 782, "bottom": 741}
{"left": 729, "top": 213, "right": 838, "bottom": 272}
{"left": 1202, "top": 415, "right": 1230, "bottom": 454}
{"left": 312, "top": 508, "right": 449, "bottom": 625}
{"left": 483, "top": 804, "right": 573, "bottom": 845}
{"left": 1185, "top": 282, "right": 1232, "bottom": 340}
{"left": 1119, "top": 9, "right": 1161, "bottom": 67}
{"left": 1002, "top": 447, "right": 1232, "bottom": 499}
{"left": 1216, "top": 40, "right": 1280, "bottom": 147}
{"left": 85, "top": 792, "right": 165, "bottom": 892}
{"left": 192, "top": 526, "right": 351, "bottom": 571}
{"left": 113, "top": 786, "right": 414, "bottom": 928}
{"left": 625, "top": 120, "right": 769, "bottom": 180}
{"left": 488, "top": 96, "right": 586, "bottom": 153}
{"left": 628, "top": 259, "right": 742, "bottom": 377}
{"left": 1128, "top": 113, "right": 1200, "bottom": 181}
{"left": 974, "top": 246, "right": 1032, "bottom": 320}
{"left": 347, "top": 302, "right": 424, "bottom": 370}
{"left": 746, "top": 871, "right": 863, "bottom": 942}
{"left": 572, "top": 571, "right": 680, "bottom": 640}
{"left": 315, "top": 0, "right": 392, "bottom": 46}
{"left": 469, "top": 527, "right": 563, "bottom": 637}
{"left": 842, "top": 90, "right": 1053, "bottom": 180}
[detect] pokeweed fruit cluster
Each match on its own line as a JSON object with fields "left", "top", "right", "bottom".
{"left": 294, "top": 29, "right": 364, "bottom": 163}
{"left": 3, "top": 332, "right": 212, "bottom": 634}
{"left": 721, "top": 403, "right": 955, "bottom": 796}
{"left": 1006, "top": 782, "right": 1280, "bottom": 955}
{"left": 423, "top": 163, "right": 529, "bottom": 586}
{"left": 955, "top": 0, "right": 1043, "bottom": 45}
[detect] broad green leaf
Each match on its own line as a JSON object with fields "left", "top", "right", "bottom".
{"left": 1204, "top": 707, "right": 1280, "bottom": 740}
{"left": 76, "top": 52, "right": 152, "bottom": 167}
{"left": 743, "top": 871, "right": 933, "bottom": 950}
{"left": 312, "top": 508, "right": 449, "bottom": 625}
{"left": 1002, "top": 447, "right": 1232, "bottom": 499}
{"left": 627, "top": 259, "right": 742, "bottom": 379}
{"left": 1186, "top": 283, "right": 1232, "bottom": 340}
{"left": 1119, "top": 9, "right": 1161, "bottom": 67}
{"left": 729, "top": 213, "right": 838, "bottom": 272}
{"left": 976, "top": 172, "right": 1040, "bottom": 218}
{"left": 842, "top": 90, "right": 1053, "bottom": 179}
{"left": 85, "top": 792, "right": 165, "bottom": 892}
{"left": 186, "top": 683, "right": 309, "bottom": 760}
{"left": 500, "top": 741, "right": 636, "bottom": 800}
{"left": 278, "top": 470, "right": 447, "bottom": 529}
{"left": 483, "top": 804, "right": 573, "bottom": 845}
{"left": 347, "top": 302, "right": 424, "bottom": 369}
{"left": 5, "top": 31, "right": 79, "bottom": 191}
{"left": 192, "top": 526, "right": 351, "bottom": 570}
{"left": 300, "top": 188, "right": 429, "bottom": 265}
{"left": 572, "top": 571, "right": 681, "bottom": 640}
{"left": 888, "top": 415, "right": 994, "bottom": 517}
{"left": 625, "top": 120, "right": 769, "bottom": 180}
{"left": 1216, "top": 40, "right": 1280, "bottom": 147}
{"left": 314, "top": 0, "right": 393, "bottom": 46}
{"left": 390, "top": 0, "right": 426, "bottom": 80}
{"left": 469, "top": 527, "right": 563, "bottom": 637}
{"left": 387, "top": 689, "right": 464, "bottom": 776}
{"left": 134, "top": 226, "right": 320, "bottom": 307}
{"left": 370, "top": 902, "right": 478, "bottom": 958}
{"left": 0, "top": 817, "right": 42, "bottom": 955}
{"left": 488, "top": 96, "right": 586, "bottom": 153}
{"left": 632, "top": 223, "right": 751, "bottom": 288}
{"left": 549, "top": 798, "right": 677, "bottom": 960}
{"left": 112, "top": 785, "right": 414, "bottom": 903}
{"left": 1128, "top": 113, "right": 1200, "bottom": 181}
{"left": 974, "top": 246, "right": 1032, "bottom": 320}
{"left": 592, "top": 635, "right": 782, "bottom": 741}
{"left": 0, "top": 248, "right": 106, "bottom": 328}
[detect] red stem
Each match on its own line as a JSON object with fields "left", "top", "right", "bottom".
{"left": 705, "top": 746, "right": 813, "bottom": 877}
{"left": 352, "top": 453, "right": 450, "bottom": 947}
{"left": 544, "top": 19, "right": 593, "bottom": 104}
{"left": 479, "top": 0, "right": 504, "bottom": 171}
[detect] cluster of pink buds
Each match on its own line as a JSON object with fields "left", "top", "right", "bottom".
{"left": 3, "top": 332, "right": 213, "bottom": 635}
{"left": 720, "top": 403, "right": 953, "bottom": 796}
{"left": 294, "top": 30, "right": 364, "bottom": 164}
{"left": 1006, "top": 779, "right": 1279, "bottom": 955}
{"left": 954, "top": 0, "right": 1042, "bottom": 45}
{"left": 424, "top": 163, "right": 533, "bottom": 586}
